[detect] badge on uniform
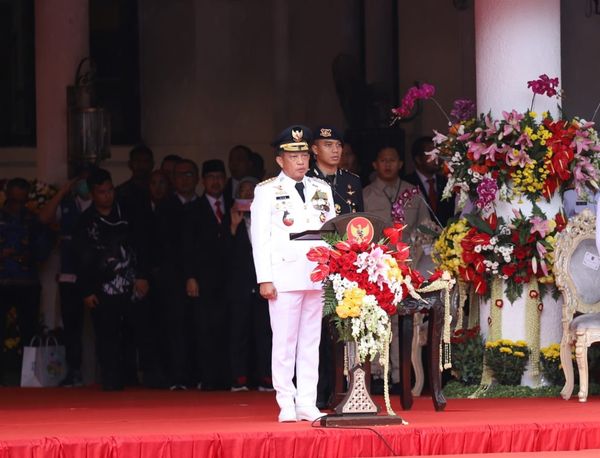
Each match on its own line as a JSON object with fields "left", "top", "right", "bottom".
{"left": 311, "top": 190, "right": 330, "bottom": 213}
{"left": 283, "top": 210, "right": 294, "bottom": 226}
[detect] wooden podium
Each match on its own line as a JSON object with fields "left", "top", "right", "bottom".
{"left": 311, "top": 212, "right": 407, "bottom": 426}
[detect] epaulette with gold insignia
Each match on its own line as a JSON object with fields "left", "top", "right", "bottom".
{"left": 257, "top": 177, "right": 276, "bottom": 187}
{"left": 340, "top": 168, "right": 360, "bottom": 179}
{"left": 309, "top": 176, "right": 329, "bottom": 186}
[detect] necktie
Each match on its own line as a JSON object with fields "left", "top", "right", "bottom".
{"left": 295, "top": 182, "right": 305, "bottom": 202}
{"left": 214, "top": 199, "right": 224, "bottom": 223}
{"left": 427, "top": 177, "right": 438, "bottom": 213}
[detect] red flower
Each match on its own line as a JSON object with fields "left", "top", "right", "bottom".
{"left": 335, "top": 241, "right": 352, "bottom": 252}
{"left": 555, "top": 211, "right": 567, "bottom": 232}
{"left": 306, "top": 246, "right": 330, "bottom": 264}
{"left": 502, "top": 264, "right": 517, "bottom": 277}
{"left": 429, "top": 270, "right": 443, "bottom": 282}
{"left": 486, "top": 213, "right": 498, "bottom": 231}
{"left": 393, "top": 242, "right": 410, "bottom": 263}
{"left": 383, "top": 224, "right": 405, "bottom": 245}
{"left": 514, "top": 245, "right": 530, "bottom": 261}
{"left": 310, "top": 264, "right": 330, "bottom": 282}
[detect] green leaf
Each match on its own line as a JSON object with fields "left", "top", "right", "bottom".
{"left": 417, "top": 224, "right": 440, "bottom": 237}
{"left": 464, "top": 214, "right": 493, "bottom": 235}
{"left": 322, "top": 283, "right": 337, "bottom": 318}
{"left": 321, "top": 232, "right": 343, "bottom": 246}
{"left": 505, "top": 280, "right": 523, "bottom": 304}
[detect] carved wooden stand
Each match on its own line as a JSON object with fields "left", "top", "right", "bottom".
{"left": 320, "top": 343, "right": 407, "bottom": 426}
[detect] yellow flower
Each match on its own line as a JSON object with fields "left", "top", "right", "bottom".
{"left": 338, "top": 287, "right": 366, "bottom": 318}
{"left": 500, "top": 347, "right": 513, "bottom": 354}
{"left": 513, "top": 351, "right": 526, "bottom": 358}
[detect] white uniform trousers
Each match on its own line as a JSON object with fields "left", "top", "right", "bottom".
{"left": 269, "top": 290, "right": 323, "bottom": 409}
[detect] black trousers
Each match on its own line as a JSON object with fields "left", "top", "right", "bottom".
{"left": 317, "top": 319, "right": 335, "bottom": 405}
{"left": 59, "top": 282, "right": 84, "bottom": 372}
{"left": 162, "top": 273, "right": 196, "bottom": 386}
{"left": 0, "top": 283, "right": 40, "bottom": 374}
{"left": 195, "top": 283, "right": 230, "bottom": 388}
{"left": 229, "top": 289, "right": 271, "bottom": 383}
{"left": 91, "top": 292, "right": 140, "bottom": 388}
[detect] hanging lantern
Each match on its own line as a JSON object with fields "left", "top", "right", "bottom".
{"left": 67, "top": 58, "right": 110, "bottom": 172}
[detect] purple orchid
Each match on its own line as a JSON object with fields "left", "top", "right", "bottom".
{"left": 450, "top": 99, "right": 476, "bottom": 123}
{"left": 475, "top": 177, "right": 498, "bottom": 210}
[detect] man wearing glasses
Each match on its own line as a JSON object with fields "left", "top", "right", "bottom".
{"left": 251, "top": 126, "right": 336, "bottom": 422}
{"left": 155, "top": 159, "right": 200, "bottom": 390}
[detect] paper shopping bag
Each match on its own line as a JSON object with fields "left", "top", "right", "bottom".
{"left": 21, "top": 337, "right": 66, "bottom": 387}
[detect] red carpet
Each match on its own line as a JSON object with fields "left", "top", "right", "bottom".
{"left": 0, "top": 387, "right": 599, "bottom": 457}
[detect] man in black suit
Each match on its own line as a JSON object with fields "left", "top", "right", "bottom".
{"left": 184, "top": 159, "right": 231, "bottom": 390}
{"left": 155, "top": 159, "right": 200, "bottom": 390}
{"left": 224, "top": 145, "right": 253, "bottom": 207}
{"left": 404, "top": 136, "right": 455, "bottom": 227}
{"left": 116, "top": 145, "right": 154, "bottom": 215}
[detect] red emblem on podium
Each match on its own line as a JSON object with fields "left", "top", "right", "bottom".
{"left": 346, "top": 217, "right": 374, "bottom": 244}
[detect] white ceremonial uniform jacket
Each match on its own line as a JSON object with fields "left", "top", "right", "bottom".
{"left": 250, "top": 171, "right": 336, "bottom": 292}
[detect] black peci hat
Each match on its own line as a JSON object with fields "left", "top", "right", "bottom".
{"left": 202, "top": 159, "right": 226, "bottom": 176}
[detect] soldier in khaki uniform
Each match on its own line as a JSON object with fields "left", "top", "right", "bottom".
{"left": 363, "top": 145, "right": 432, "bottom": 392}
{"left": 251, "top": 125, "right": 336, "bottom": 422}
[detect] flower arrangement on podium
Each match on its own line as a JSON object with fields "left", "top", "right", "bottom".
{"left": 306, "top": 223, "right": 454, "bottom": 415}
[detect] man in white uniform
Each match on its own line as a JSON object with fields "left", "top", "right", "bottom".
{"left": 251, "top": 125, "right": 336, "bottom": 422}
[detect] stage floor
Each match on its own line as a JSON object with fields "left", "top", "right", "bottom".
{"left": 0, "top": 387, "right": 599, "bottom": 457}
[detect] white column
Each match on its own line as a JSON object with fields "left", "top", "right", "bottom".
{"left": 475, "top": 0, "right": 563, "bottom": 387}
{"left": 35, "top": 0, "right": 89, "bottom": 184}
{"left": 475, "top": 0, "right": 561, "bottom": 117}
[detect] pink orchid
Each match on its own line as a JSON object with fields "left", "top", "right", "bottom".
{"left": 506, "top": 148, "right": 534, "bottom": 168}
{"left": 571, "top": 129, "right": 600, "bottom": 155}
{"left": 515, "top": 131, "right": 533, "bottom": 148}
{"left": 501, "top": 110, "right": 524, "bottom": 137}
{"left": 432, "top": 130, "right": 448, "bottom": 144}
{"left": 530, "top": 216, "right": 551, "bottom": 238}
{"left": 484, "top": 115, "right": 498, "bottom": 136}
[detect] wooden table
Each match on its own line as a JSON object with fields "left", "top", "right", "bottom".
{"left": 397, "top": 291, "right": 447, "bottom": 411}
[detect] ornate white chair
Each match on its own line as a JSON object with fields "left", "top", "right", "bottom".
{"left": 554, "top": 209, "right": 600, "bottom": 402}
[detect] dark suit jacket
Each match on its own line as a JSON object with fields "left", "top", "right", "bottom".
{"left": 183, "top": 194, "right": 231, "bottom": 288}
{"left": 227, "top": 221, "right": 256, "bottom": 297}
{"left": 155, "top": 194, "right": 189, "bottom": 278}
{"left": 403, "top": 172, "right": 455, "bottom": 227}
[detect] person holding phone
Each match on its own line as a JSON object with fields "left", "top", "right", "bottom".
{"left": 228, "top": 177, "right": 273, "bottom": 392}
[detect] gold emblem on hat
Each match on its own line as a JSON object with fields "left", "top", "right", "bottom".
{"left": 320, "top": 128, "right": 332, "bottom": 138}
{"left": 292, "top": 129, "right": 304, "bottom": 142}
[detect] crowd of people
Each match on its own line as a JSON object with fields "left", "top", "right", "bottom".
{"left": 0, "top": 128, "right": 452, "bottom": 396}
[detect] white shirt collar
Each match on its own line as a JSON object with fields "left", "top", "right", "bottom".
{"left": 176, "top": 193, "right": 198, "bottom": 204}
